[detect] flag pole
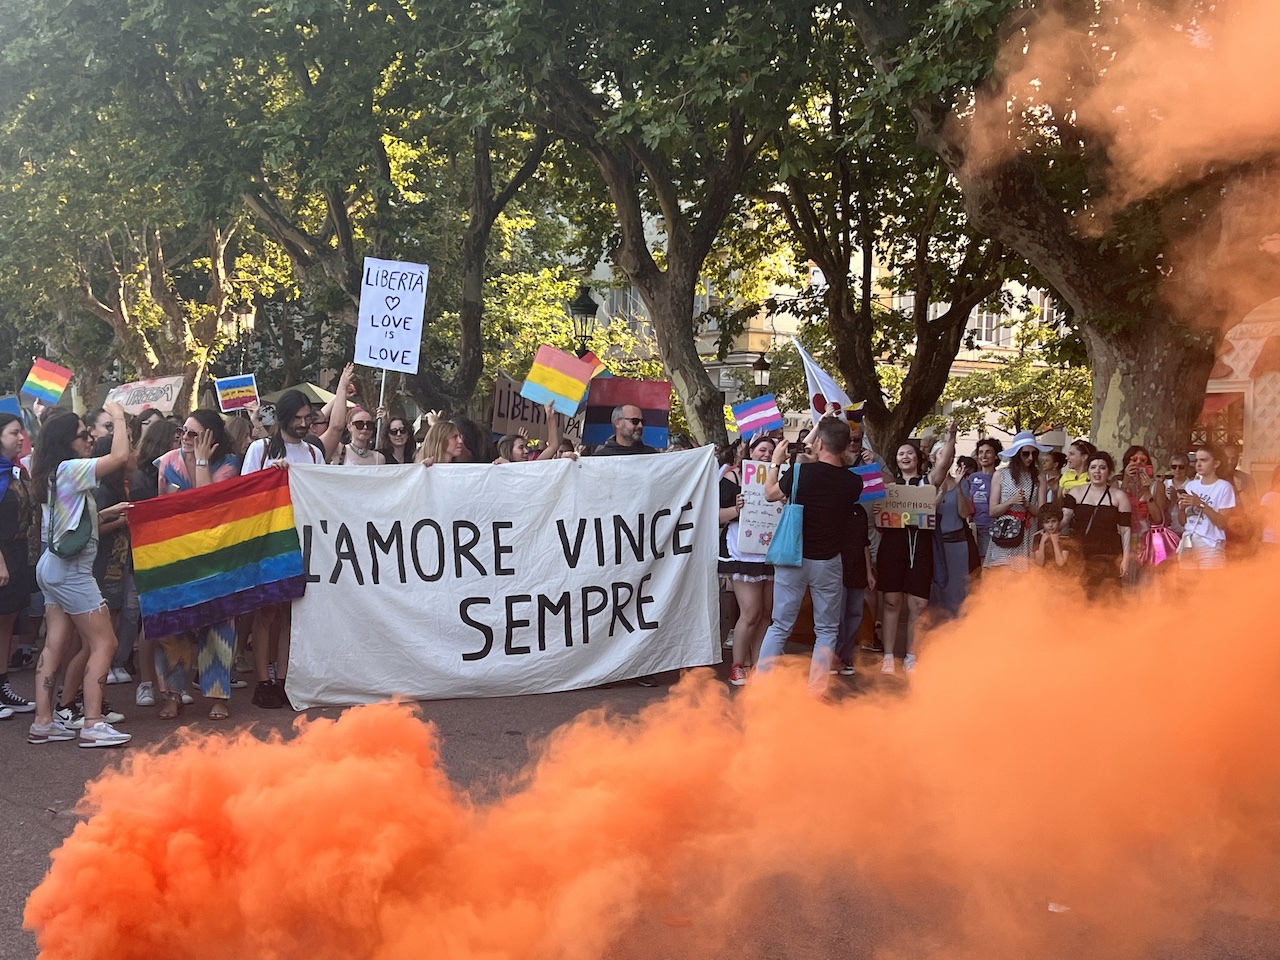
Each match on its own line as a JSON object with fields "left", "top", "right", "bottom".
{"left": 375, "top": 368, "right": 388, "bottom": 448}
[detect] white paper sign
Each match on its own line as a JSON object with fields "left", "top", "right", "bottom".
{"left": 735, "top": 459, "right": 783, "bottom": 555}
{"left": 355, "top": 257, "right": 429, "bottom": 373}
{"left": 104, "top": 375, "right": 185, "bottom": 414}
{"left": 285, "top": 448, "right": 720, "bottom": 706}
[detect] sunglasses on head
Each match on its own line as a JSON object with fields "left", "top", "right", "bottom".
{"left": 351, "top": 420, "right": 374, "bottom": 430}
{"left": 622, "top": 417, "right": 643, "bottom": 426}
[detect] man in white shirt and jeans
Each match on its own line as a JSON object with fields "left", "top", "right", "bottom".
{"left": 1175, "top": 443, "right": 1236, "bottom": 570}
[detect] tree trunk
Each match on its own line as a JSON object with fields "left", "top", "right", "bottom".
{"left": 1081, "top": 318, "right": 1214, "bottom": 464}
{"left": 637, "top": 264, "right": 727, "bottom": 448}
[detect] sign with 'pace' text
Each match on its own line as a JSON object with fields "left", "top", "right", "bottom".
{"left": 285, "top": 448, "right": 720, "bottom": 705}
{"left": 355, "top": 256, "right": 429, "bottom": 373}
{"left": 735, "top": 459, "right": 783, "bottom": 555}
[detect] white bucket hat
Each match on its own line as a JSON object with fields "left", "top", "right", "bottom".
{"left": 999, "top": 430, "right": 1052, "bottom": 460}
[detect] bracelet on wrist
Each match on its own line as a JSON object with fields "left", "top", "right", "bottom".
{"left": 195, "top": 459, "right": 210, "bottom": 467}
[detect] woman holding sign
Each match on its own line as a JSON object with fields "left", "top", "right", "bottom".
{"left": 718, "top": 435, "right": 777, "bottom": 686}
{"left": 877, "top": 424, "right": 956, "bottom": 675}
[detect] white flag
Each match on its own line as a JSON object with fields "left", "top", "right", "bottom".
{"left": 792, "top": 337, "right": 852, "bottom": 425}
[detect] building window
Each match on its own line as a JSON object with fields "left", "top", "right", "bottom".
{"left": 968, "top": 309, "right": 1012, "bottom": 347}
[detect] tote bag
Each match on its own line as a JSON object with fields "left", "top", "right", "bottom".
{"left": 765, "top": 462, "right": 804, "bottom": 567}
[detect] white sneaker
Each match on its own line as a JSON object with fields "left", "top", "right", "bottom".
{"left": 0, "top": 704, "right": 13, "bottom": 720}
{"left": 881, "top": 656, "right": 896, "bottom": 675}
{"left": 181, "top": 691, "right": 194, "bottom": 705}
{"left": 135, "top": 681, "right": 156, "bottom": 707}
{"left": 903, "top": 654, "right": 917, "bottom": 674}
{"left": 28, "top": 718, "right": 77, "bottom": 744}
{"left": 79, "top": 720, "right": 132, "bottom": 748}
{"left": 106, "top": 666, "right": 131, "bottom": 685}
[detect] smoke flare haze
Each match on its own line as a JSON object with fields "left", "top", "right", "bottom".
{"left": 24, "top": 556, "right": 1280, "bottom": 960}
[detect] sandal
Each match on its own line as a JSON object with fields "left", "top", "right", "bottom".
{"left": 158, "top": 692, "right": 183, "bottom": 720}
{"left": 207, "top": 701, "right": 229, "bottom": 721}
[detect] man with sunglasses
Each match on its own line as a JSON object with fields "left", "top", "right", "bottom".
{"left": 593, "top": 404, "right": 658, "bottom": 456}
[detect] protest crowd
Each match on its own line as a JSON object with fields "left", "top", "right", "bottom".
{"left": 0, "top": 352, "right": 1271, "bottom": 748}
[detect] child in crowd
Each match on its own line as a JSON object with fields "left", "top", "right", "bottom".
{"left": 1032, "top": 501, "right": 1071, "bottom": 570}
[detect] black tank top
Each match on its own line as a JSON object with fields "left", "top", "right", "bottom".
{"left": 1071, "top": 487, "right": 1128, "bottom": 557}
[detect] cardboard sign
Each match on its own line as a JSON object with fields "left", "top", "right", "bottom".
{"left": 355, "top": 257, "right": 429, "bottom": 373}
{"left": 214, "top": 374, "right": 259, "bottom": 412}
{"left": 873, "top": 483, "right": 938, "bottom": 530}
{"left": 105, "top": 375, "right": 185, "bottom": 414}
{"left": 491, "top": 374, "right": 582, "bottom": 444}
{"left": 735, "top": 459, "right": 783, "bottom": 555}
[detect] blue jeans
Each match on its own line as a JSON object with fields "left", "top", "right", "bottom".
{"left": 758, "top": 556, "right": 844, "bottom": 693}
{"left": 976, "top": 526, "right": 991, "bottom": 559}
{"left": 835, "top": 587, "right": 866, "bottom": 667}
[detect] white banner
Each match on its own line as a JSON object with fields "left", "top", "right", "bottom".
{"left": 286, "top": 448, "right": 720, "bottom": 706}
{"left": 355, "top": 257, "right": 429, "bottom": 373}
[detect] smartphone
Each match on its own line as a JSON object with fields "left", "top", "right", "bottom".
{"left": 788, "top": 441, "right": 807, "bottom": 457}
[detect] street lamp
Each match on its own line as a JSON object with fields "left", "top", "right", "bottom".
{"left": 569, "top": 285, "right": 600, "bottom": 356}
{"left": 752, "top": 352, "right": 771, "bottom": 393}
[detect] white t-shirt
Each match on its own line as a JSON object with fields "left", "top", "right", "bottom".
{"left": 1181, "top": 477, "right": 1236, "bottom": 547}
{"left": 241, "top": 436, "right": 325, "bottom": 474}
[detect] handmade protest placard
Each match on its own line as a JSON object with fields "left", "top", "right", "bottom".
{"left": 214, "top": 374, "right": 259, "bottom": 412}
{"left": 355, "top": 257, "right": 429, "bottom": 373}
{"left": 491, "top": 374, "right": 582, "bottom": 444}
{"left": 285, "top": 449, "right": 719, "bottom": 705}
{"left": 735, "top": 459, "right": 783, "bottom": 555}
{"left": 22, "top": 358, "right": 73, "bottom": 405}
{"left": 105, "top": 375, "right": 185, "bottom": 414}
{"left": 873, "top": 483, "right": 938, "bottom": 529}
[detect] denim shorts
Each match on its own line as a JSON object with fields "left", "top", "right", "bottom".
{"left": 36, "top": 540, "right": 106, "bottom": 616}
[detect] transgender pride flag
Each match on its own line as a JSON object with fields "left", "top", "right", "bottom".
{"left": 731, "top": 393, "right": 785, "bottom": 437}
{"left": 852, "top": 462, "right": 886, "bottom": 503}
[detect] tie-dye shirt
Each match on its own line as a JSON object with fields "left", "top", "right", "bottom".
{"left": 41, "top": 458, "right": 99, "bottom": 545}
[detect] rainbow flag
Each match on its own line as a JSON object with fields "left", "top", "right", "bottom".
{"left": 129, "top": 469, "right": 306, "bottom": 636}
{"left": 520, "top": 345, "right": 596, "bottom": 416}
{"left": 21, "top": 358, "right": 73, "bottom": 404}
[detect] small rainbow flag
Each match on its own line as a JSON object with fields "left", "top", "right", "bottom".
{"left": 853, "top": 462, "right": 886, "bottom": 503}
{"left": 731, "top": 393, "right": 785, "bottom": 437}
{"left": 129, "top": 469, "right": 306, "bottom": 636}
{"left": 520, "top": 345, "right": 596, "bottom": 416}
{"left": 21, "top": 358, "right": 73, "bottom": 404}
{"left": 214, "top": 373, "right": 259, "bottom": 412}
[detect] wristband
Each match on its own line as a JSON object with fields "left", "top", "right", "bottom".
{"left": 195, "top": 459, "right": 210, "bottom": 467}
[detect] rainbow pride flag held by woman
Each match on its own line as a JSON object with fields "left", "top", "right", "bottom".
{"left": 129, "top": 469, "right": 306, "bottom": 636}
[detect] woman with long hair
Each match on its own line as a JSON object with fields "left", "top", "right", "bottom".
{"left": 878, "top": 424, "right": 956, "bottom": 674}
{"left": 984, "top": 431, "right": 1050, "bottom": 574}
{"left": 960, "top": 438, "right": 1001, "bottom": 560}
{"left": 1120, "top": 444, "right": 1163, "bottom": 583}
{"left": 417, "top": 421, "right": 466, "bottom": 465}
{"left": 450, "top": 417, "right": 492, "bottom": 463}
{"left": 494, "top": 403, "right": 563, "bottom": 464}
{"left": 154, "top": 409, "right": 243, "bottom": 720}
{"left": 333, "top": 408, "right": 386, "bottom": 466}
{"left": 0, "top": 413, "right": 35, "bottom": 718}
{"left": 718, "top": 435, "right": 777, "bottom": 685}
{"left": 932, "top": 440, "right": 974, "bottom": 619}
{"left": 124, "top": 417, "right": 177, "bottom": 709}
{"left": 90, "top": 435, "right": 138, "bottom": 685}
{"left": 28, "top": 403, "right": 133, "bottom": 747}
{"left": 378, "top": 414, "right": 417, "bottom": 464}
{"left": 1062, "top": 451, "right": 1133, "bottom": 597}
{"left": 1060, "top": 439, "right": 1095, "bottom": 502}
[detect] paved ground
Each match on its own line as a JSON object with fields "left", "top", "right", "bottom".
{"left": 1, "top": 653, "right": 1276, "bottom": 960}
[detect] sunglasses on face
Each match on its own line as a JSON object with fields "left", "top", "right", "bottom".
{"left": 389, "top": 427, "right": 407, "bottom": 436}
{"left": 1170, "top": 464, "right": 1187, "bottom": 470}
{"left": 181, "top": 429, "right": 202, "bottom": 440}
{"left": 1020, "top": 449, "right": 1036, "bottom": 456}
{"left": 622, "top": 417, "right": 643, "bottom": 426}
{"left": 351, "top": 420, "right": 374, "bottom": 430}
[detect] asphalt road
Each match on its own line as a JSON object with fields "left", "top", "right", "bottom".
{"left": 1, "top": 655, "right": 1276, "bottom": 960}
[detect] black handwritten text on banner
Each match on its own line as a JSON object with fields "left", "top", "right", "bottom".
{"left": 285, "top": 449, "right": 719, "bottom": 705}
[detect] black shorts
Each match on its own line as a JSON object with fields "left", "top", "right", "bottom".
{"left": 876, "top": 528, "right": 934, "bottom": 599}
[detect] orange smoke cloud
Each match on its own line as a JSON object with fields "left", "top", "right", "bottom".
{"left": 25, "top": 556, "right": 1280, "bottom": 960}
{"left": 978, "top": 0, "right": 1280, "bottom": 207}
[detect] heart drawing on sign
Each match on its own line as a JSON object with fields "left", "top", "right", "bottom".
{"left": 385, "top": 296, "right": 401, "bottom": 312}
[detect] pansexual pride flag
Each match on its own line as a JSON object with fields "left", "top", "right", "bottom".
{"left": 129, "top": 469, "right": 306, "bottom": 636}
{"left": 519, "top": 345, "right": 596, "bottom": 416}
{"left": 21, "top": 358, "right": 73, "bottom": 404}
{"left": 731, "top": 393, "right": 785, "bottom": 437}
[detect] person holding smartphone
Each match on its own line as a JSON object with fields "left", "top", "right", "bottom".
{"left": 1120, "top": 445, "right": 1162, "bottom": 583}
{"left": 1175, "top": 443, "right": 1235, "bottom": 570}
